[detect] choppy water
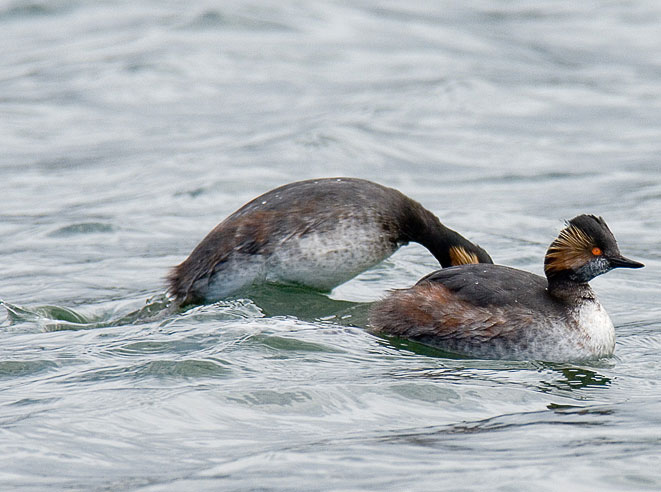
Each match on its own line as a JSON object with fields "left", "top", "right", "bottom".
{"left": 1, "top": 1, "right": 661, "bottom": 490}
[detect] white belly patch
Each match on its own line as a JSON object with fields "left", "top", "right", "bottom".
{"left": 265, "top": 221, "right": 397, "bottom": 290}
{"left": 203, "top": 219, "right": 398, "bottom": 299}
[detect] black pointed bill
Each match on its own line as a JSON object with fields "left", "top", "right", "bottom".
{"left": 610, "top": 255, "right": 645, "bottom": 269}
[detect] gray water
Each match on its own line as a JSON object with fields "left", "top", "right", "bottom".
{"left": 1, "top": 1, "right": 661, "bottom": 490}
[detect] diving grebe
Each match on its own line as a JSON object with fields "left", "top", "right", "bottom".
{"left": 369, "top": 214, "right": 644, "bottom": 361}
{"left": 168, "top": 177, "right": 492, "bottom": 305}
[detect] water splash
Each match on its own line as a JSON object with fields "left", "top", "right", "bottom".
{"left": 0, "top": 295, "right": 175, "bottom": 332}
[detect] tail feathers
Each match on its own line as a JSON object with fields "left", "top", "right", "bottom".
{"left": 166, "top": 262, "right": 198, "bottom": 307}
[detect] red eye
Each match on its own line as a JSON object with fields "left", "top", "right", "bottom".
{"left": 592, "top": 247, "right": 602, "bottom": 256}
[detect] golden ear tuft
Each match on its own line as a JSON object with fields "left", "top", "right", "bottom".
{"left": 554, "top": 223, "right": 593, "bottom": 252}
{"left": 545, "top": 224, "right": 594, "bottom": 273}
{"left": 449, "top": 246, "right": 480, "bottom": 266}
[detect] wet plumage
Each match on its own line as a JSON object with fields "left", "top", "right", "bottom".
{"left": 168, "top": 178, "right": 491, "bottom": 305}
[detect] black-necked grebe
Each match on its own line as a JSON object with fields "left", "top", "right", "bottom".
{"left": 168, "top": 177, "right": 492, "bottom": 305}
{"left": 370, "top": 214, "right": 644, "bottom": 361}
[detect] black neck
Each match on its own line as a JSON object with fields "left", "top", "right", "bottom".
{"left": 398, "top": 204, "right": 493, "bottom": 267}
{"left": 546, "top": 275, "right": 595, "bottom": 302}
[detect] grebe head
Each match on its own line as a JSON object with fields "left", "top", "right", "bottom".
{"left": 448, "top": 244, "right": 493, "bottom": 266}
{"left": 544, "top": 214, "right": 644, "bottom": 284}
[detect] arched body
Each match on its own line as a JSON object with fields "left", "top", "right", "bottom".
{"left": 169, "top": 178, "right": 491, "bottom": 305}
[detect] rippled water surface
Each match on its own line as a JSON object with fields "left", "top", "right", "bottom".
{"left": 1, "top": 1, "right": 661, "bottom": 490}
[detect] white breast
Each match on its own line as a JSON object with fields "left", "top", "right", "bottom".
{"left": 574, "top": 299, "right": 616, "bottom": 358}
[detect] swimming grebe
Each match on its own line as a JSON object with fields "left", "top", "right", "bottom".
{"left": 168, "top": 177, "right": 492, "bottom": 305}
{"left": 369, "top": 214, "right": 644, "bottom": 361}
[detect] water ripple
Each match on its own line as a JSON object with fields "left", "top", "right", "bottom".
{"left": 1, "top": 0, "right": 660, "bottom": 490}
